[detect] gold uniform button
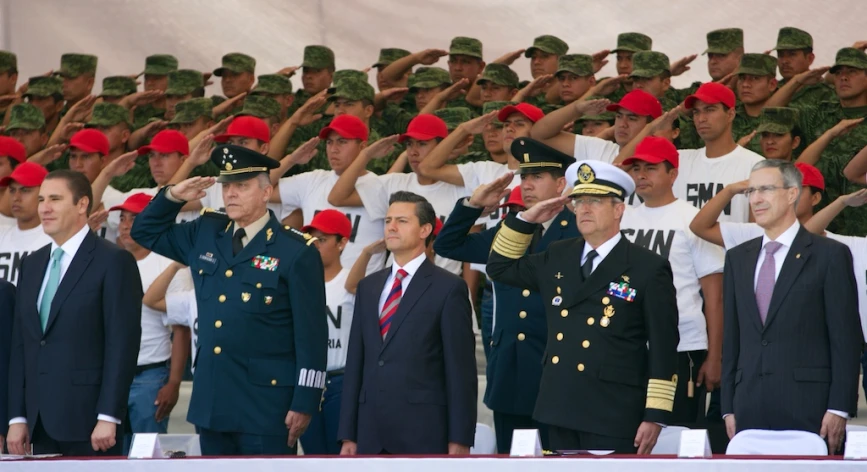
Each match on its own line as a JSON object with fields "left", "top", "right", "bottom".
{"left": 560, "top": 309, "right": 568, "bottom": 317}
{"left": 519, "top": 311, "right": 527, "bottom": 319}
{"left": 225, "top": 269, "right": 233, "bottom": 278}
{"left": 522, "top": 289, "right": 530, "bottom": 297}
{"left": 560, "top": 220, "right": 568, "bottom": 227}
{"left": 198, "top": 269, "right": 203, "bottom": 275}
{"left": 602, "top": 296, "right": 610, "bottom": 305}
{"left": 551, "top": 356, "right": 560, "bottom": 364}
{"left": 214, "top": 346, "right": 222, "bottom": 354}
{"left": 582, "top": 340, "right": 590, "bottom": 348}
{"left": 271, "top": 379, "right": 277, "bottom": 386}
{"left": 256, "top": 283, "right": 262, "bottom": 289}
{"left": 517, "top": 333, "right": 526, "bottom": 341}
{"left": 218, "top": 294, "right": 227, "bottom": 303}
{"left": 587, "top": 317, "right": 595, "bottom": 326}
{"left": 577, "top": 363, "right": 585, "bottom": 372}
{"left": 556, "top": 332, "right": 564, "bottom": 341}
{"left": 215, "top": 320, "right": 223, "bottom": 328}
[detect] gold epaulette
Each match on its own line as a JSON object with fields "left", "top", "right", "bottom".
{"left": 283, "top": 225, "right": 318, "bottom": 246}
{"left": 646, "top": 375, "right": 678, "bottom": 412}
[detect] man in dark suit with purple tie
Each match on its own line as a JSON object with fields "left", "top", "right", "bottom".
{"left": 338, "top": 191, "right": 477, "bottom": 455}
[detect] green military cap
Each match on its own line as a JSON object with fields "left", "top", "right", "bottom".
{"left": 434, "top": 107, "right": 472, "bottom": 131}
{"left": 143, "top": 54, "right": 179, "bottom": 76}
{"left": 831, "top": 47, "right": 867, "bottom": 73}
{"left": 301, "top": 45, "right": 335, "bottom": 70}
{"left": 165, "top": 69, "right": 204, "bottom": 96}
{"left": 576, "top": 96, "right": 615, "bottom": 122}
{"left": 6, "top": 103, "right": 45, "bottom": 131}
{"left": 756, "top": 107, "right": 799, "bottom": 134}
{"left": 23, "top": 76, "right": 62, "bottom": 98}
{"left": 373, "top": 48, "right": 412, "bottom": 68}
{"left": 213, "top": 52, "right": 256, "bottom": 76}
{"left": 0, "top": 51, "right": 16, "bottom": 72}
{"left": 333, "top": 69, "right": 369, "bottom": 85}
{"left": 525, "top": 35, "right": 569, "bottom": 57}
{"left": 100, "top": 76, "right": 138, "bottom": 97}
{"left": 630, "top": 51, "right": 671, "bottom": 78}
{"left": 58, "top": 53, "right": 98, "bottom": 78}
{"left": 611, "top": 33, "right": 652, "bottom": 53}
{"left": 482, "top": 101, "right": 512, "bottom": 127}
{"left": 327, "top": 77, "right": 375, "bottom": 103}
{"left": 87, "top": 102, "right": 131, "bottom": 127}
{"left": 170, "top": 98, "right": 214, "bottom": 124}
{"left": 773, "top": 27, "right": 813, "bottom": 51}
{"left": 408, "top": 67, "right": 451, "bottom": 91}
{"left": 236, "top": 95, "right": 281, "bottom": 120}
{"left": 211, "top": 144, "right": 279, "bottom": 183}
{"left": 556, "top": 54, "right": 594, "bottom": 77}
{"left": 449, "top": 37, "right": 483, "bottom": 59}
{"left": 476, "top": 64, "right": 519, "bottom": 88}
{"left": 736, "top": 53, "right": 778, "bottom": 76}
{"left": 703, "top": 28, "right": 744, "bottom": 55}
{"left": 251, "top": 74, "right": 293, "bottom": 95}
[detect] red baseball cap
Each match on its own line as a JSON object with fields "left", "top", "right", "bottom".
{"left": 684, "top": 82, "right": 736, "bottom": 109}
{"left": 498, "top": 186, "right": 525, "bottom": 209}
{"left": 433, "top": 218, "right": 443, "bottom": 236}
{"left": 621, "top": 136, "right": 679, "bottom": 168}
{"left": 606, "top": 90, "right": 663, "bottom": 119}
{"left": 69, "top": 128, "right": 110, "bottom": 156}
{"left": 214, "top": 116, "right": 271, "bottom": 144}
{"left": 398, "top": 114, "right": 448, "bottom": 143}
{"left": 318, "top": 115, "right": 369, "bottom": 141}
{"left": 0, "top": 162, "right": 48, "bottom": 187}
{"left": 137, "top": 129, "right": 190, "bottom": 156}
{"left": 302, "top": 209, "right": 352, "bottom": 239}
{"left": 497, "top": 103, "right": 544, "bottom": 123}
{"left": 0, "top": 136, "right": 27, "bottom": 164}
{"left": 795, "top": 162, "right": 824, "bottom": 191}
{"left": 109, "top": 192, "right": 153, "bottom": 214}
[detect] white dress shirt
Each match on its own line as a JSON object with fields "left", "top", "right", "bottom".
{"left": 377, "top": 252, "right": 427, "bottom": 315}
{"left": 581, "top": 232, "right": 623, "bottom": 274}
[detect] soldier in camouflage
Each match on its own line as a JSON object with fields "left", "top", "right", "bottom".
{"left": 772, "top": 27, "right": 836, "bottom": 109}
{"left": 434, "top": 107, "right": 486, "bottom": 164}
{"left": 161, "top": 69, "right": 205, "bottom": 122}
{"left": 372, "top": 48, "right": 415, "bottom": 114}
{"left": 606, "top": 32, "right": 652, "bottom": 103}
{"left": 236, "top": 94, "right": 283, "bottom": 137}
{"left": 523, "top": 35, "right": 569, "bottom": 108}
{"left": 100, "top": 76, "right": 138, "bottom": 104}
{"left": 87, "top": 103, "right": 132, "bottom": 160}
{"left": 57, "top": 53, "right": 98, "bottom": 109}
{"left": 213, "top": 52, "right": 256, "bottom": 99}
{"left": 755, "top": 107, "right": 802, "bottom": 161}
{"left": 169, "top": 97, "right": 215, "bottom": 141}
{"left": 629, "top": 51, "right": 679, "bottom": 110}
{"left": 296, "top": 45, "right": 335, "bottom": 111}
{"left": 5, "top": 103, "right": 48, "bottom": 157}
{"left": 22, "top": 76, "right": 63, "bottom": 136}
{"left": 574, "top": 96, "right": 615, "bottom": 137}
{"left": 251, "top": 73, "right": 294, "bottom": 121}
{"left": 475, "top": 63, "right": 519, "bottom": 103}
{"left": 408, "top": 67, "right": 451, "bottom": 112}
{"left": 555, "top": 54, "right": 595, "bottom": 106}
{"left": 732, "top": 53, "right": 779, "bottom": 153}
{"left": 445, "top": 37, "right": 484, "bottom": 115}
{"left": 134, "top": 54, "right": 179, "bottom": 128}
{"left": 0, "top": 51, "right": 18, "bottom": 116}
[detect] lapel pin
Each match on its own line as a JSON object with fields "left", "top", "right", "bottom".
{"left": 552, "top": 296, "right": 563, "bottom": 306}
{"left": 796, "top": 253, "right": 801, "bottom": 259}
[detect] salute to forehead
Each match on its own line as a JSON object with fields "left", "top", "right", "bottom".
{"left": 525, "top": 35, "right": 569, "bottom": 79}
{"left": 703, "top": 28, "right": 744, "bottom": 81}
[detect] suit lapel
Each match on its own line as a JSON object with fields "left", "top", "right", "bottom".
{"left": 571, "top": 237, "right": 630, "bottom": 305}
{"left": 215, "top": 219, "right": 235, "bottom": 264}
{"left": 232, "top": 213, "right": 279, "bottom": 267}
{"left": 368, "top": 268, "right": 391, "bottom": 349}
{"left": 45, "top": 231, "right": 96, "bottom": 334}
{"left": 26, "top": 246, "right": 51, "bottom": 336}
{"left": 763, "top": 228, "right": 811, "bottom": 331}
{"left": 382, "top": 259, "right": 433, "bottom": 352}
{"left": 739, "top": 237, "right": 764, "bottom": 333}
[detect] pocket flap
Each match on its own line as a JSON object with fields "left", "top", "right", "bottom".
{"left": 597, "top": 365, "right": 644, "bottom": 387}
{"left": 191, "top": 258, "right": 218, "bottom": 276}
{"left": 793, "top": 367, "right": 831, "bottom": 383}
{"left": 247, "top": 358, "right": 296, "bottom": 387}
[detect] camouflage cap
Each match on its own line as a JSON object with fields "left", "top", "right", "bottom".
{"left": 327, "top": 77, "right": 375, "bottom": 103}
{"left": 213, "top": 52, "right": 256, "bottom": 76}
{"left": 23, "top": 76, "right": 62, "bottom": 98}
{"left": 58, "top": 53, "right": 98, "bottom": 78}
{"left": 170, "top": 97, "right": 214, "bottom": 124}
{"left": 556, "top": 54, "right": 594, "bottom": 77}
{"left": 87, "top": 102, "right": 131, "bottom": 127}
{"left": 408, "top": 67, "right": 451, "bottom": 91}
{"left": 482, "top": 101, "right": 512, "bottom": 127}
{"left": 703, "top": 28, "right": 744, "bottom": 55}
{"left": 576, "top": 96, "right": 615, "bottom": 122}
{"left": 236, "top": 94, "right": 281, "bottom": 120}
{"left": 476, "top": 63, "right": 519, "bottom": 88}
{"left": 525, "top": 35, "right": 569, "bottom": 57}
{"left": 333, "top": 69, "right": 369, "bottom": 85}
{"left": 630, "top": 51, "right": 671, "bottom": 78}
{"left": 611, "top": 33, "right": 652, "bottom": 53}
{"left": 0, "top": 51, "right": 16, "bottom": 72}
{"left": 756, "top": 107, "right": 799, "bottom": 134}
{"left": 301, "top": 45, "right": 335, "bottom": 70}
{"left": 736, "top": 53, "right": 778, "bottom": 76}
{"left": 773, "top": 27, "right": 812, "bottom": 51}
{"left": 449, "top": 37, "right": 483, "bottom": 59}
{"left": 6, "top": 103, "right": 46, "bottom": 131}
{"left": 373, "top": 48, "right": 412, "bottom": 68}
{"left": 143, "top": 54, "right": 179, "bottom": 76}
{"left": 434, "top": 107, "right": 473, "bottom": 131}
{"left": 831, "top": 47, "right": 867, "bottom": 73}
{"left": 100, "top": 76, "right": 138, "bottom": 97}
{"left": 251, "top": 74, "right": 293, "bottom": 95}
{"left": 165, "top": 69, "right": 204, "bottom": 96}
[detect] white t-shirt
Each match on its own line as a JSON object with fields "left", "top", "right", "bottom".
{"left": 674, "top": 146, "right": 764, "bottom": 223}
{"left": 572, "top": 134, "right": 619, "bottom": 164}
{"left": 0, "top": 212, "right": 15, "bottom": 227}
{"left": 0, "top": 224, "right": 52, "bottom": 285}
{"left": 278, "top": 170, "right": 385, "bottom": 275}
{"left": 97, "top": 185, "right": 126, "bottom": 242}
{"left": 621, "top": 201, "right": 725, "bottom": 351}
{"left": 136, "top": 252, "right": 193, "bottom": 366}
{"left": 356, "top": 172, "right": 470, "bottom": 275}
{"left": 325, "top": 268, "right": 355, "bottom": 372}
{"left": 107, "top": 187, "right": 201, "bottom": 235}
{"left": 457, "top": 161, "right": 518, "bottom": 274}
{"left": 165, "top": 287, "right": 198, "bottom": 374}
{"left": 201, "top": 183, "right": 284, "bottom": 220}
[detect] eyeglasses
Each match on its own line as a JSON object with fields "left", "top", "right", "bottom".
{"left": 742, "top": 185, "right": 790, "bottom": 197}
{"left": 571, "top": 197, "right": 606, "bottom": 208}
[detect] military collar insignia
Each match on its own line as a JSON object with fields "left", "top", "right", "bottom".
{"left": 266, "top": 228, "right": 274, "bottom": 241}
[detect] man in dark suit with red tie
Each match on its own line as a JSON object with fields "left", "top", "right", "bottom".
{"left": 6, "top": 170, "right": 142, "bottom": 456}
{"left": 721, "top": 159, "right": 863, "bottom": 454}
{"left": 338, "top": 191, "right": 477, "bottom": 455}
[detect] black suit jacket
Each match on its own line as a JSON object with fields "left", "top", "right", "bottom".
{"left": 7, "top": 230, "right": 142, "bottom": 442}
{"left": 721, "top": 227, "right": 863, "bottom": 434}
{"left": 0, "top": 280, "right": 14, "bottom": 435}
{"left": 338, "top": 258, "right": 477, "bottom": 454}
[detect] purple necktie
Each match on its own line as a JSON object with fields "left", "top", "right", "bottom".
{"left": 755, "top": 241, "right": 783, "bottom": 324}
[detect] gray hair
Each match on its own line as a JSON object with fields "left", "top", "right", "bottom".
{"left": 255, "top": 173, "right": 271, "bottom": 189}
{"left": 751, "top": 159, "right": 802, "bottom": 206}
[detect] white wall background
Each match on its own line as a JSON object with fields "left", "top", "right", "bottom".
{"left": 2, "top": 0, "right": 864, "bottom": 94}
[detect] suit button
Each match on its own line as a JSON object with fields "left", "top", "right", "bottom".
{"left": 762, "top": 340, "right": 768, "bottom": 346}
{"left": 577, "top": 363, "right": 585, "bottom": 372}
{"left": 378, "top": 360, "right": 384, "bottom": 367}
{"left": 582, "top": 340, "right": 590, "bottom": 348}
{"left": 214, "top": 346, "right": 222, "bottom": 354}
{"left": 271, "top": 379, "right": 277, "bottom": 386}
{"left": 40, "top": 340, "right": 46, "bottom": 346}
{"left": 215, "top": 320, "right": 222, "bottom": 328}
{"left": 256, "top": 283, "right": 262, "bottom": 289}
{"left": 218, "top": 294, "right": 226, "bottom": 303}
{"left": 556, "top": 333, "right": 564, "bottom": 341}
{"left": 198, "top": 269, "right": 204, "bottom": 275}
{"left": 587, "top": 317, "right": 595, "bottom": 326}
{"left": 225, "top": 269, "right": 233, "bottom": 278}
{"left": 561, "top": 309, "right": 568, "bottom": 317}
{"left": 522, "top": 289, "right": 530, "bottom": 297}
{"left": 551, "top": 356, "right": 560, "bottom": 364}
{"left": 519, "top": 311, "right": 527, "bottom": 319}
{"left": 517, "top": 333, "right": 526, "bottom": 341}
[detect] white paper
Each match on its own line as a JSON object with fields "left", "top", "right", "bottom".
{"left": 845, "top": 432, "right": 867, "bottom": 460}
{"left": 509, "top": 429, "right": 543, "bottom": 457}
{"left": 678, "top": 429, "right": 712, "bottom": 458}
{"left": 128, "top": 433, "right": 160, "bottom": 459}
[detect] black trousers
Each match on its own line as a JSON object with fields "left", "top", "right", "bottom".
{"left": 492, "top": 411, "right": 549, "bottom": 454}
{"left": 548, "top": 425, "right": 637, "bottom": 454}
{"left": 671, "top": 350, "right": 708, "bottom": 425}
{"left": 32, "top": 415, "right": 122, "bottom": 456}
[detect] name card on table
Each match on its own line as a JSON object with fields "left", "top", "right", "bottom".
{"left": 128, "top": 433, "right": 162, "bottom": 459}
{"left": 128, "top": 434, "right": 201, "bottom": 459}
{"left": 845, "top": 432, "right": 867, "bottom": 460}
{"left": 678, "top": 429, "right": 712, "bottom": 458}
{"left": 510, "top": 429, "right": 543, "bottom": 457}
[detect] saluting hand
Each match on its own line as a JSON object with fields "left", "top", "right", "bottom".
{"left": 458, "top": 111, "right": 498, "bottom": 135}
{"left": 591, "top": 49, "right": 611, "bottom": 73}
{"left": 574, "top": 98, "right": 611, "bottom": 118}
{"left": 670, "top": 54, "right": 698, "bottom": 77}
{"left": 286, "top": 137, "right": 320, "bottom": 166}
{"left": 737, "top": 130, "right": 757, "bottom": 147}
{"left": 829, "top": 117, "right": 865, "bottom": 138}
{"left": 588, "top": 75, "right": 629, "bottom": 97}
{"left": 493, "top": 49, "right": 526, "bottom": 66}
{"left": 521, "top": 195, "right": 570, "bottom": 224}
{"left": 468, "top": 172, "right": 514, "bottom": 209}
{"left": 413, "top": 49, "right": 449, "bottom": 66}
{"left": 842, "top": 188, "right": 867, "bottom": 208}
{"left": 187, "top": 135, "right": 216, "bottom": 167}
{"left": 793, "top": 67, "right": 831, "bottom": 87}
{"left": 363, "top": 135, "right": 400, "bottom": 160}
{"left": 170, "top": 176, "right": 216, "bottom": 202}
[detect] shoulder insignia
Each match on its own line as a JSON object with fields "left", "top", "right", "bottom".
{"left": 200, "top": 207, "right": 230, "bottom": 219}
{"left": 281, "top": 224, "right": 319, "bottom": 246}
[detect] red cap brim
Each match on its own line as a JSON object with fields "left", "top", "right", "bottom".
{"left": 108, "top": 203, "right": 146, "bottom": 213}
{"left": 397, "top": 131, "right": 439, "bottom": 143}
{"left": 69, "top": 143, "right": 102, "bottom": 154}
{"left": 621, "top": 154, "right": 668, "bottom": 167}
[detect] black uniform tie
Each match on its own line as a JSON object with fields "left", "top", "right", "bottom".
{"left": 232, "top": 228, "right": 246, "bottom": 256}
{"left": 582, "top": 249, "right": 598, "bottom": 279}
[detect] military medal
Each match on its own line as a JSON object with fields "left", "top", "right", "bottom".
{"left": 600, "top": 317, "right": 610, "bottom": 327}
{"left": 264, "top": 296, "right": 273, "bottom": 305}
{"left": 552, "top": 296, "right": 562, "bottom": 306}
{"left": 252, "top": 255, "right": 279, "bottom": 271}
{"left": 603, "top": 305, "right": 615, "bottom": 317}
{"left": 241, "top": 292, "right": 251, "bottom": 302}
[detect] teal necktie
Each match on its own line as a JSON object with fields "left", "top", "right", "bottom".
{"left": 39, "top": 248, "right": 64, "bottom": 332}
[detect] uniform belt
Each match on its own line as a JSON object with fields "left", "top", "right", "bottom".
{"left": 135, "top": 361, "right": 168, "bottom": 375}
{"left": 327, "top": 369, "right": 344, "bottom": 377}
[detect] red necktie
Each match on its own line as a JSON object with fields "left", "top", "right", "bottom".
{"left": 380, "top": 269, "right": 408, "bottom": 339}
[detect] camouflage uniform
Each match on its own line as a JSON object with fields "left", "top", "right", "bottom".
{"left": 22, "top": 76, "right": 63, "bottom": 129}
{"left": 0, "top": 51, "right": 16, "bottom": 115}
{"left": 252, "top": 74, "right": 293, "bottom": 96}
{"left": 445, "top": 37, "right": 483, "bottom": 116}
{"left": 755, "top": 106, "right": 802, "bottom": 159}
{"left": 630, "top": 51, "right": 679, "bottom": 111}
{"left": 606, "top": 33, "right": 652, "bottom": 103}
{"left": 409, "top": 66, "right": 451, "bottom": 92}
{"left": 373, "top": 48, "right": 416, "bottom": 114}
{"left": 100, "top": 76, "right": 137, "bottom": 99}
{"left": 212, "top": 53, "right": 255, "bottom": 119}
{"left": 143, "top": 54, "right": 178, "bottom": 76}
{"left": 56, "top": 53, "right": 98, "bottom": 117}
{"left": 675, "top": 28, "right": 744, "bottom": 103}
{"left": 169, "top": 98, "right": 220, "bottom": 178}
{"left": 135, "top": 69, "right": 205, "bottom": 129}
{"left": 6, "top": 103, "right": 46, "bottom": 137}
{"left": 731, "top": 53, "right": 779, "bottom": 154}
{"left": 477, "top": 63, "right": 520, "bottom": 93}
{"left": 235, "top": 95, "right": 281, "bottom": 121}
{"left": 523, "top": 35, "right": 569, "bottom": 108}
{"left": 292, "top": 45, "right": 335, "bottom": 115}
{"left": 772, "top": 27, "right": 836, "bottom": 109}
{"left": 432, "top": 107, "right": 483, "bottom": 164}
{"left": 572, "top": 95, "right": 615, "bottom": 135}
